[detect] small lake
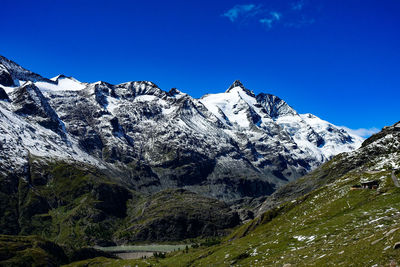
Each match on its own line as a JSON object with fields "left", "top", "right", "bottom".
{"left": 95, "top": 244, "right": 190, "bottom": 259}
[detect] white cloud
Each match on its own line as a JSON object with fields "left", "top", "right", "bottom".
{"left": 259, "top": 11, "right": 282, "bottom": 28}
{"left": 270, "top": 11, "right": 282, "bottom": 20}
{"left": 222, "top": 4, "right": 261, "bottom": 22}
{"left": 223, "top": 2, "right": 314, "bottom": 30}
{"left": 259, "top": 18, "right": 274, "bottom": 28}
{"left": 340, "top": 126, "right": 380, "bottom": 138}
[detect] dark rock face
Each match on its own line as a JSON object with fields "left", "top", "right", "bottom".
{"left": 156, "top": 151, "right": 216, "bottom": 186}
{"left": 93, "top": 183, "right": 132, "bottom": 218}
{"left": 256, "top": 93, "right": 297, "bottom": 119}
{"left": 0, "top": 65, "right": 14, "bottom": 87}
{"left": 214, "top": 177, "right": 275, "bottom": 199}
{"left": 0, "top": 87, "right": 9, "bottom": 101}
{"left": 0, "top": 174, "right": 20, "bottom": 235}
{"left": 11, "top": 82, "right": 65, "bottom": 137}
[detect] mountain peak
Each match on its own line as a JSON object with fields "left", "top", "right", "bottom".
{"left": 51, "top": 74, "right": 68, "bottom": 81}
{"left": 226, "top": 80, "right": 255, "bottom": 97}
{"left": 168, "top": 87, "right": 185, "bottom": 97}
{"left": 227, "top": 80, "right": 245, "bottom": 90}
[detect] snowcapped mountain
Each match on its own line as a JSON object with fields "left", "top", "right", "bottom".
{"left": 0, "top": 55, "right": 363, "bottom": 200}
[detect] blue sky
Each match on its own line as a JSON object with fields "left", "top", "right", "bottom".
{"left": 1, "top": 0, "right": 399, "bottom": 135}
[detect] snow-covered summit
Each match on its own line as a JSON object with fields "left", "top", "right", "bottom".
{"left": 201, "top": 81, "right": 362, "bottom": 167}
{"left": 225, "top": 80, "right": 256, "bottom": 97}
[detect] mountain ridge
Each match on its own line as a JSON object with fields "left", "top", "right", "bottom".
{"left": 0, "top": 55, "right": 363, "bottom": 201}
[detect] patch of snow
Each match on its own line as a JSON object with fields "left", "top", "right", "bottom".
{"left": 293, "top": 235, "right": 316, "bottom": 242}
{"left": 134, "top": 95, "right": 158, "bottom": 102}
{"left": 35, "top": 77, "right": 86, "bottom": 92}
{"left": 250, "top": 248, "right": 258, "bottom": 256}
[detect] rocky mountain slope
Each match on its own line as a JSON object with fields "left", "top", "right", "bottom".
{"left": 117, "top": 189, "right": 240, "bottom": 242}
{"left": 71, "top": 121, "right": 400, "bottom": 266}
{"left": 0, "top": 55, "right": 363, "bottom": 201}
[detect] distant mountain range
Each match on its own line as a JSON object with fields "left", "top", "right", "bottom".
{"left": 0, "top": 55, "right": 363, "bottom": 201}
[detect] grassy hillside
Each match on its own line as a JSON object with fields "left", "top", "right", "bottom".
{"left": 0, "top": 235, "right": 119, "bottom": 266}
{"left": 14, "top": 160, "right": 133, "bottom": 248}
{"left": 66, "top": 169, "right": 400, "bottom": 266}
{"left": 0, "top": 235, "right": 68, "bottom": 267}
{"left": 1, "top": 158, "right": 240, "bottom": 251}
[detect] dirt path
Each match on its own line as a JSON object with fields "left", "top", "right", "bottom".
{"left": 391, "top": 170, "right": 400, "bottom": 188}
